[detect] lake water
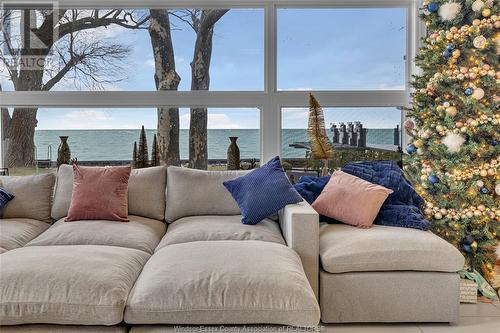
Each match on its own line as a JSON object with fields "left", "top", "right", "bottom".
{"left": 34, "top": 129, "right": 396, "bottom": 161}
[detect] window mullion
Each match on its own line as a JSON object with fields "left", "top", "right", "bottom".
{"left": 260, "top": 2, "right": 280, "bottom": 162}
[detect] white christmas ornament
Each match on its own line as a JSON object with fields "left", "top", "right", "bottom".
{"left": 496, "top": 183, "right": 500, "bottom": 196}
{"left": 472, "top": 87, "right": 485, "bottom": 100}
{"left": 421, "top": 130, "right": 432, "bottom": 139}
{"left": 473, "top": 35, "right": 487, "bottom": 49}
{"left": 472, "top": 0, "right": 485, "bottom": 12}
{"left": 439, "top": 2, "right": 462, "bottom": 21}
{"left": 442, "top": 133, "right": 465, "bottom": 153}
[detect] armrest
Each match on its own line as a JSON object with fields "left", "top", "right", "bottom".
{"left": 279, "top": 200, "right": 319, "bottom": 298}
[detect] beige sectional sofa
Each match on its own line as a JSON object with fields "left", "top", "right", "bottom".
{"left": 0, "top": 165, "right": 465, "bottom": 331}
{"left": 0, "top": 165, "right": 320, "bottom": 332}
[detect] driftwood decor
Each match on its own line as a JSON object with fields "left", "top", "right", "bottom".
{"left": 308, "top": 94, "right": 334, "bottom": 175}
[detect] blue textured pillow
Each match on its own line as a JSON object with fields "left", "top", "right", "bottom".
{"left": 223, "top": 156, "right": 303, "bottom": 225}
{"left": 0, "top": 187, "right": 15, "bottom": 210}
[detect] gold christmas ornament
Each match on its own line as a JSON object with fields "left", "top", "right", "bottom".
{"left": 446, "top": 106, "right": 458, "bottom": 116}
{"left": 482, "top": 8, "right": 491, "bottom": 17}
{"left": 467, "top": 187, "right": 478, "bottom": 198}
{"left": 414, "top": 139, "right": 424, "bottom": 148}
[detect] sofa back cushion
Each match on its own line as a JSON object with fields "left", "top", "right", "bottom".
{"left": 128, "top": 166, "right": 168, "bottom": 221}
{"left": 51, "top": 165, "right": 74, "bottom": 220}
{"left": 0, "top": 173, "right": 55, "bottom": 222}
{"left": 165, "top": 167, "right": 248, "bottom": 223}
{"left": 52, "top": 165, "right": 167, "bottom": 221}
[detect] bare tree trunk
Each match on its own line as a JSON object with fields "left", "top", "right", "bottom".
{"left": 189, "top": 9, "right": 228, "bottom": 170}
{"left": 0, "top": 84, "right": 11, "bottom": 137}
{"left": 0, "top": 85, "right": 11, "bottom": 168}
{"left": 157, "top": 107, "right": 180, "bottom": 165}
{"left": 149, "top": 10, "right": 181, "bottom": 166}
{"left": 1, "top": 108, "right": 10, "bottom": 134}
{"left": 6, "top": 61, "right": 45, "bottom": 167}
{"left": 189, "top": 107, "right": 208, "bottom": 169}
{"left": 6, "top": 108, "right": 38, "bottom": 167}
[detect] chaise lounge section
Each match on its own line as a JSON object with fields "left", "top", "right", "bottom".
{"left": 319, "top": 223, "right": 465, "bottom": 323}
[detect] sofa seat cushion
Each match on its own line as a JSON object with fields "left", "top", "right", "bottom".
{"left": 125, "top": 240, "right": 320, "bottom": 326}
{"left": 0, "top": 325, "right": 128, "bottom": 333}
{"left": 0, "top": 218, "right": 50, "bottom": 252}
{"left": 156, "top": 215, "right": 285, "bottom": 249}
{"left": 319, "top": 223, "right": 465, "bottom": 274}
{"left": 27, "top": 215, "right": 166, "bottom": 254}
{"left": 0, "top": 245, "right": 150, "bottom": 325}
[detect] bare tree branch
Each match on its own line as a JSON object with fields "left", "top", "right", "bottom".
{"left": 169, "top": 10, "right": 196, "bottom": 31}
{"left": 57, "top": 10, "right": 150, "bottom": 39}
{"left": 199, "top": 9, "right": 229, "bottom": 34}
{"left": 1, "top": 8, "right": 150, "bottom": 167}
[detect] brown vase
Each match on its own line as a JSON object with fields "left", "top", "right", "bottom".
{"left": 57, "top": 136, "right": 71, "bottom": 166}
{"left": 227, "top": 137, "right": 240, "bottom": 170}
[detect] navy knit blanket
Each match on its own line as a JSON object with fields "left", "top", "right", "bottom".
{"left": 293, "top": 160, "right": 430, "bottom": 230}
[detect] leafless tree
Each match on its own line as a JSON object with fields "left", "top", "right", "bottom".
{"left": 149, "top": 9, "right": 228, "bottom": 169}
{"left": 0, "top": 8, "right": 148, "bottom": 167}
{"left": 148, "top": 9, "right": 181, "bottom": 166}
{"left": 187, "top": 9, "right": 228, "bottom": 170}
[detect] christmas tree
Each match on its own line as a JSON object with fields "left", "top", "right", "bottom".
{"left": 132, "top": 141, "right": 138, "bottom": 169}
{"left": 137, "top": 126, "right": 149, "bottom": 168}
{"left": 151, "top": 134, "right": 160, "bottom": 167}
{"left": 404, "top": 0, "right": 499, "bottom": 287}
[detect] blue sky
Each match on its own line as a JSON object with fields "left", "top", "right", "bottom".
{"left": 1, "top": 8, "right": 406, "bottom": 129}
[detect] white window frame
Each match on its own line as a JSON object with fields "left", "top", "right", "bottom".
{"left": 0, "top": 0, "right": 423, "bottom": 168}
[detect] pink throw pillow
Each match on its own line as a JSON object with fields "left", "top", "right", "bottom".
{"left": 66, "top": 165, "right": 131, "bottom": 222}
{"left": 312, "top": 170, "right": 393, "bottom": 227}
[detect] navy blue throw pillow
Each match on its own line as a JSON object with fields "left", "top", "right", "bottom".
{"left": 223, "top": 156, "right": 303, "bottom": 225}
{"left": 0, "top": 187, "right": 14, "bottom": 210}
